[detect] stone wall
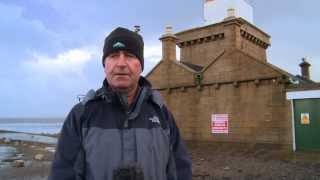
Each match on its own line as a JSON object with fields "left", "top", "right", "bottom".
{"left": 176, "top": 18, "right": 270, "bottom": 66}
{"left": 147, "top": 17, "right": 293, "bottom": 145}
{"left": 158, "top": 80, "right": 292, "bottom": 145}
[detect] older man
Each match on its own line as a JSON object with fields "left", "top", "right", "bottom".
{"left": 49, "top": 27, "right": 192, "bottom": 180}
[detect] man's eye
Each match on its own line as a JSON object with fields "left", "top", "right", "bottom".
{"left": 109, "top": 53, "right": 119, "bottom": 58}
{"left": 126, "top": 53, "right": 136, "bottom": 58}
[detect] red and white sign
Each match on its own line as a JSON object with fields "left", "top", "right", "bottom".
{"left": 211, "top": 114, "right": 229, "bottom": 134}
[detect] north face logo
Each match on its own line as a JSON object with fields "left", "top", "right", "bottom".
{"left": 113, "top": 42, "right": 125, "bottom": 48}
{"left": 149, "top": 116, "right": 160, "bottom": 124}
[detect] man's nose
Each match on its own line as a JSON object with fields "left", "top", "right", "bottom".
{"left": 116, "top": 52, "right": 127, "bottom": 66}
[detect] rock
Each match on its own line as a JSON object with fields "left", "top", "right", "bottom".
{"left": 13, "top": 160, "right": 25, "bottom": 168}
{"left": 314, "top": 163, "right": 320, "bottom": 169}
{"left": 45, "top": 146, "right": 56, "bottom": 153}
{"left": 4, "top": 138, "right": 11, "bottom": 143}
{"left": 16, "top": 153, "right": 24, "bottom": 159}
{"left": 223, "top": 166, "right": 230, "bottom": 171}
{"left": 3, "top": 157, "right": 18, "bottom": 162}
{"left": 34, "top": 153, "right": 45, "bottom": 161}
{"left": 14, "top": 141, "right": 20, "bottom": 146}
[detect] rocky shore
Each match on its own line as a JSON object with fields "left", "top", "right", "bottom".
{"left": 0, "top": 131, "right": 56, "bottom": 180}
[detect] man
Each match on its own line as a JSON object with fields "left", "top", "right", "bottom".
{"left": 49, "top": 27, "right": 192, "bottom": 180}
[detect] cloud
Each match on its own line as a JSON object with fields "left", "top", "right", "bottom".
{"left": 7, "top": 47, "right": 102, "bottom": 117}
{"left": 144, "top": 44, "right": 181, "bottom": 63}
{"left": 144, "top": 45, "right": 162, "bottom": 63}
{"left": 24, "top": 47, "right": 98, "bottom": 77}
{"left": 0, "top": 2, "right": 59, "bottom": 52}
{"left": 142, "top": 43, "right": 182, "bottom": 76}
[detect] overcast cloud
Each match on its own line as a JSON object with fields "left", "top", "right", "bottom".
{"left": 0, "top": 0, "right": 319, "bottom": 117}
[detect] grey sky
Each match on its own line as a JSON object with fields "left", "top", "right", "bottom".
{"left": 0, "top": 0, "right": 319, "bottom": 117}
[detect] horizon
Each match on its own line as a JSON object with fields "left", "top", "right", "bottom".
{"left": 0, "top": 117, "right": 64, "bottom": 123}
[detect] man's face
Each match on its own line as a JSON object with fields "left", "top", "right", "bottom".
{"left": 104, "top": 50, "right": 142, "bottom": 92}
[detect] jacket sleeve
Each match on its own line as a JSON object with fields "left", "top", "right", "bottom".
{"left": 165, "top": 106, "right": 192, "bottom": 180}
{"left": 49, "top": 103, "right": 84, "bottom": 180}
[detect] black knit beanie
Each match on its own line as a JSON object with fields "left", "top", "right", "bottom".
{"left": 102, "top": 27, "right": 144, "bottom": 70}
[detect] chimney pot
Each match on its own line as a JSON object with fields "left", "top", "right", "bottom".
{"left": 165, "top": 25, "right": 173, "bottom": 34}
{"left": 224, "top": 7, "right": 237, "bottom": 21}
{"left": 299, "top": 57, "right": 311, "bottom": 80}
{"left": 227, "top": 7, "right": 236, "bottom": 18}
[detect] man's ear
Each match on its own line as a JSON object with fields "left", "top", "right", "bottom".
{"left": 102, "top": 58, "right": 105, "bottom": 68}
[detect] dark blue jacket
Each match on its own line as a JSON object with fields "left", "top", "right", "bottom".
{"left": 49, "top": 77, "right": 192, "bottom": 180}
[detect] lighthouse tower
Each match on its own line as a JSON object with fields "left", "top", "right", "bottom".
{"left": 204, "top": 0, "right": 253, "bottom": 24}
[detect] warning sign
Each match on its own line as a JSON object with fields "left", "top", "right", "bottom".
{"left": 211, "top": 114, "right": 229, "bottom": 134}
{"left": 301, "top": 113, "right": 310, "bottom": 125}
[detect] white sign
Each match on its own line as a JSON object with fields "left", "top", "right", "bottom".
{"left": 211, "top": 114, "right": 229, "bottom": 134}
{"left": 300, "top": 113, "right": 310, "bottom": 125}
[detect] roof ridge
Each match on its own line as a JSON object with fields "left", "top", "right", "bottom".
{"left": 232, "top": 49, "right": 293, "bottom": 77}
{"left": 201, "top": 50, "right": 226, "bottom": 72}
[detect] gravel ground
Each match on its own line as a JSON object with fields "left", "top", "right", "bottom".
{"left": 189, "top": 141, "right": 320, "bottom": 180}
{"left": 0, "top": 136, "right": 320, "bottom": 180}
{"left": 0, "top": 135, "right": 54, "bottom": 180}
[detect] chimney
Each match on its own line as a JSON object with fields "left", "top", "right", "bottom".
{"left": 227, "top": 7, "right": 236, "bottom": 17}
{"left": 224, "top": 7, "right": 237, "bottom": 21}
{"left": 159, "top": 25, "right": 177, "bottom": 61}
{"left": 299, "top": 57, "right": 311, "bottom": 79}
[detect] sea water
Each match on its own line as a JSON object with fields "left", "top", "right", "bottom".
{"left": 0, "top": 118, "right": 63, "bottom": 134}
{"left": 0, "top": 122, "right": 63, "bottom": 134}
{"left": 0, "top": 133, "right": 57, "bottom": 144}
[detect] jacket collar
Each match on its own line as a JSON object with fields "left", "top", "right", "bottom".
{"left": 95, "top": 76, "right": 153, "bottom": 102}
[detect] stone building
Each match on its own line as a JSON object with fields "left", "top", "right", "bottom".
{"left": 146, "top": 15, "right": 318, "bottom": 147}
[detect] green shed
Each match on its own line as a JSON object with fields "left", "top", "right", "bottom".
{"left": 287, "top": 90, "right": 320, "bottom": 151}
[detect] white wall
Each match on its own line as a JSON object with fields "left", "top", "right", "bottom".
{"left": 287, "top": 90, "right": 320, "bottom": 100}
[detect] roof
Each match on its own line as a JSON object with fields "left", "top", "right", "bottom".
{"left": 146, "top": 49, "right": 316, "bottom": 86}
{"left": 292, "top": 75, "right": 316, "bottom": 84}
{"left": 229, "top": 50, "right": 317, "bottom": 85}
{"left": 180, "top": 61, "right": 203, "bottom": 71}
{"left": 145, "top": 59, "right": 197, "bottom": 78}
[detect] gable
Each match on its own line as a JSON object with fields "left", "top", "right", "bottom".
{"left": 146, "top": 60, "right": 195, "bottom": 89}
{"left": 202, "top": 50, "right": 286, "bottom": 84}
